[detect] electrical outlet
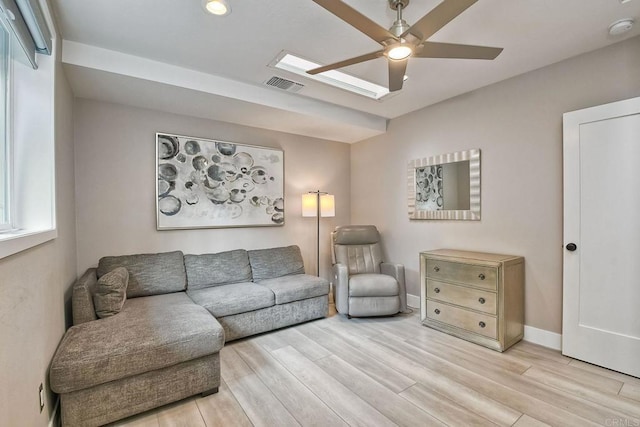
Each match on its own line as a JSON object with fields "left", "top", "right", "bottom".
{"left": 38, "top": 383, "right": 44, "bottom": 413}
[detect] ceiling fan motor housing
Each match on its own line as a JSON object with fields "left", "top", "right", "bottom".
{"left": 390, "top": 19, "right": 411, "bottom": 37}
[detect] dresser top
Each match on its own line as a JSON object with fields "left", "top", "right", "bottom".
{"left": 420, "top": 249, "right": 523, "bottom": 263}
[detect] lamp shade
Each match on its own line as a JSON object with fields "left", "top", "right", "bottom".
{"left": 320, "top": 194, "right": 335, "bottom": 217}
{"left": 301, "top": 193, "right": 317, "bottom": 217}
{"left": 301, "top": 192, "right": 335, "bottom": 217}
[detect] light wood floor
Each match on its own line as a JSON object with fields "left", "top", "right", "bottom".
{"left": 109, "top": 307, "right": 640, "bottom": 427}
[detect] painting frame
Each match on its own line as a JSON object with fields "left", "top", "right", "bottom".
{"left": 407, "top": 148, "right": 481, "bottom": 221}
{"left": 156, "top": 132, "right": 285, "bottom": 230}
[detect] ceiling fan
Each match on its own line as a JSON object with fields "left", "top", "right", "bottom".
{"left": 308, "top": 0, "right": 503, "bottom": 92}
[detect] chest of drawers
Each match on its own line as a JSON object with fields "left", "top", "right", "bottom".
{"left": 420, "top": 249, "right": 524, "bottom": 352}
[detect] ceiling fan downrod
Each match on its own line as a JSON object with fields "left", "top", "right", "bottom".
{"left": 389, "top": 0, "right": 411, "bottom": 37}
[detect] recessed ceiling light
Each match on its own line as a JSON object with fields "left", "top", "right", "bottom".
{"left": 203, "top": 0, "right": 231, "bottom": 16}
{"left": 608, "top": 19, "right": 634, "bottom": 36}
{"left": 403, "top": 75, "right": 408, "bottom": 81}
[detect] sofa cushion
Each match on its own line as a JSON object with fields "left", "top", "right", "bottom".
{"left": 97, "top": 251, "right": 186, "bottom": 298}
{"left": 188, "top": 283, "right": 275, "bottom": 317}
{"left": 50, "top": 293, "right": 223, "bottom": 394}
{"left": 348, "top": 274, "right": 399, "bottom": 297}
{"left": 185, "top": 250, "right": 252, "bottom": 290}
{"left": 93, "top": 267, "right": 129, "bottom": 318}
{"left": 258, "top": 274, "right": 329, "bottom": 305}
{"left": 248, "top": 245, "right": 305, "bottom": 281}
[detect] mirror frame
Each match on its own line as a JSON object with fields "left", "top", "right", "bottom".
{"left": 407, "top": 148, "right": 481, "bottom": 220}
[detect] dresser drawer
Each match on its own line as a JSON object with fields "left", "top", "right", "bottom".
{"left": 426, "top": 259, "right": 497, "bottom": 290}
{"left": 426, "top": 300, "right": 497, "bottom": 339}
{"left": 427, "top": 280, "right": 497, "bottom": 315}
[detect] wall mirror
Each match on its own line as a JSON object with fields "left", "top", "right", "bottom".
{"left": 407, "top": 148, "right": 480, "bottom": 220}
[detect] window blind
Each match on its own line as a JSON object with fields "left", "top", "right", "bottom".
{"left": 0, "top": 0, "right": 51, "bottom": 69}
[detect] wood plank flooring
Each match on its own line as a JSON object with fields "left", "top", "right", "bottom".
{"left": 108, "top": 307, "right": 640, "bottom": 427}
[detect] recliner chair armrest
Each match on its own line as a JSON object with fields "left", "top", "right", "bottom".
{"left": 381, "top": 262, "right": 408, "bottom": 312}
{"left": 333, "top": 263, "right": 350, "bottom": 315}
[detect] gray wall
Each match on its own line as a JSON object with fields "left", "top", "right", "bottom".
{"left": 0, "top": 56, "right": 77, "bottom": 424}
{"left": 351, "top": 36, "right": 640, "bottom": 334}
{"left": 73, "top": 100, "right": 350, "bottom": 280}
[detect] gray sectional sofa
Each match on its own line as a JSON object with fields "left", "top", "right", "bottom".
{"left": 50, "top": 245, "right": 329, "bottom": 427}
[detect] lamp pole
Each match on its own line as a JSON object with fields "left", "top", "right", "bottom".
{"left": 302, "top": 190, "right": 335, "bottom": 277}
{"left": 312, "top": 190, "right": 326, "bottom": 277}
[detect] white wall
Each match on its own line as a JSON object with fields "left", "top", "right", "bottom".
{"left": 0, "top": 52, "right": 77, "bottom": 425}
{"left": 73, "top": 100, "right": 350, "bottom": 281}
{"left": 351, "top": 36, "right": 640, "bottom": 334}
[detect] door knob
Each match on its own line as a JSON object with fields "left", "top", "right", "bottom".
{"left": 566, "top": 243, "right": 577, "bottom": 251}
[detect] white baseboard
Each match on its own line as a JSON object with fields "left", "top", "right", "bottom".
{"left": 406, "top": 293, "right": 420, "bottom": 309}
{"left": 524, "top": 325, "right": 562, "bottom": 351}
{"left": 48, "top": 397, "right": 60, "bottom": 427}
{"left": 406, "top": 293, "right": 562, "bottom": 351}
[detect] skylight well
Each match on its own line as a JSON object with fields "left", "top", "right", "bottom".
{"left": 272, "top": 53, "right": 390, "bottom": 100}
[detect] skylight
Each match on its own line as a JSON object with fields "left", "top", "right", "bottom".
{"left": 272, "top": 53, "right": 390, "bottom": 100}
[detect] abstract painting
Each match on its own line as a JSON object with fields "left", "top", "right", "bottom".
{"left": 156, "top": 133, "right": 284, "bottom": 229}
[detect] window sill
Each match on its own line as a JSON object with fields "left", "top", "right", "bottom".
{"left": 0, "top": 228, "right": 57, "bottom": 260}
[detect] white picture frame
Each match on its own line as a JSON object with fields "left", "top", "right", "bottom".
{"left": 408, "top": 148, "right": 481, "bottom": 220}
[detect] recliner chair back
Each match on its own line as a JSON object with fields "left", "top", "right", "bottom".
{"left": 331, "top": 225, "right": 383, "bottom": 275}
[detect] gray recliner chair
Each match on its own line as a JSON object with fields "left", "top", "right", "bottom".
{"left": 331, "top": 225, "right": 407, "bottom": 318}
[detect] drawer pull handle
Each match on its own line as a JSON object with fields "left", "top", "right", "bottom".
{"left": 434, "top": 287, "right": 440, "bottom": 293}
{"left": 434, "top": 309, "right": 441, "bottom": 315}
{"left": 433, "top": 266, "right": 440, "bottom": 272}
{"left": 479, "top": 321, "right": 486, "bottom": 328}
{"left": 478, "top": 273, "right": 486, "bottom": 280}
{"left": 478, "top": 297, "right": 486, "bottom": 304}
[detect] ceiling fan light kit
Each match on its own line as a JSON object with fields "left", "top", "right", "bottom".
{"left": 203, "top": 0, "right": 230, "bottom": 16}
{"left": 387, "top": 44, "right": 413, "bottom": 60}
{"left": 309, "top": 0, "right": 503, "bottom": 92}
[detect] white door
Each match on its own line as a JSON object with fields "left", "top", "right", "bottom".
{"left": 563, "top": 97, "right": 640, "bottom": 378}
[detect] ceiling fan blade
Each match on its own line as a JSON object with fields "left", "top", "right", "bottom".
{"left": 307, "top": 50, "right": 384, "bottom": 75}
{"left": 312, "top": 0, "right": 396, "bottom": 44}
{"left": 415, "top": 41, "right": 503, "bottom": 60}
{"left": 403, "top": 0, "right": 477, "bottom": 41}
{"left": 388, "top": 58, "right": 408, "bottom": 92}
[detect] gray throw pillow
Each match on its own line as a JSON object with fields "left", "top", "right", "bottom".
{"left": 93, "top": 267, "right": 129, "bottom": 319}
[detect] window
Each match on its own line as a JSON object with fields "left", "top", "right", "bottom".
{"left": 0, "top": 0, "right": 56, "bottom": 259}
{"left": 0, "top": 21, "right": 8, "bottom": 230}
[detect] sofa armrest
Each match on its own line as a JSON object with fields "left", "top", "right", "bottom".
{"left": 381, "top": 262, "right": 408, "bottom": 312}
{"left": 72, "top": 268, "right": 98, "bottom": 325}
{"left": 333, "top": 263, "right": 350, "bottom": 315}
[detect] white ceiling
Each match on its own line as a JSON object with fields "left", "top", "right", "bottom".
{"left": 54, "top": 0, "right": 640, "bottom": 142}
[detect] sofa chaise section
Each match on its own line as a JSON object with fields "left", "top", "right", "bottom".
{"left": 50, "top": 252, "right": 224, "bottom": 427}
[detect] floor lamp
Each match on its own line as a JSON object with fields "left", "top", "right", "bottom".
{"left": 302, "top": 191, "right": 335, "bottom": 276}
